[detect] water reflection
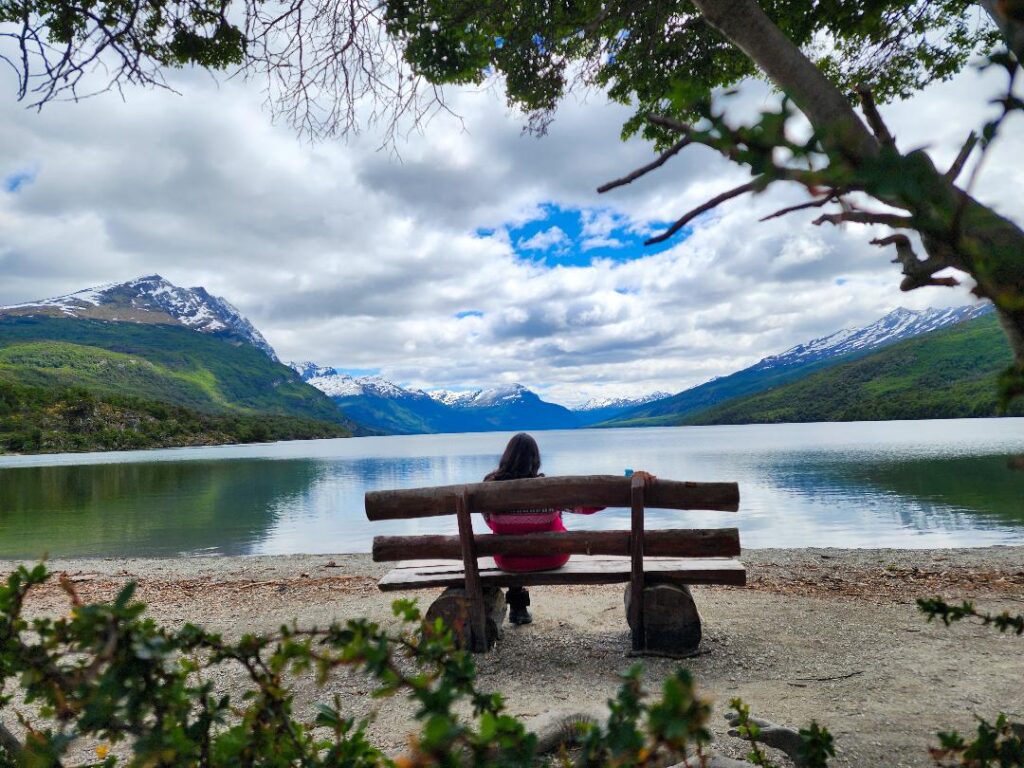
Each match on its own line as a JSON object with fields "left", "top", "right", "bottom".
{"left": 0, "top": 460, "right": 321, "bottom": 558}
{"left": 0, "top": 420, "right": 1021, "bottom": 557}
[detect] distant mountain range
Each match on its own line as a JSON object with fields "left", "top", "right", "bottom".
{"left": 294, "top": 303, "right": 1000, "bottom": 434}
{"left": 0, "top": 277, "right": 353, "bottom": 453}
{"left": 600, "top": 304, "right": 995, "bottom": 427}
{"left": 0, "top": 273, "right": 1010, "bottom": 451}
{"left": 289, "top": 365, "right": 663, "bottom": 433}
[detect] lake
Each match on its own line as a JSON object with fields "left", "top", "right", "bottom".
{"left": 0, "top": 419, "right": 1022, "bottom": 558}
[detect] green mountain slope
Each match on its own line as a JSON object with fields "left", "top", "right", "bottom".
{"left": 0, "top": 316, "right": 359, "bottom": 451}
{"left": 597, "top": 354, "right": 848, "bottom": 427}
{"left": 683, "top": 313, "right": 1022, "bottom": 425}
{"left": 0, "top": 316, "right": 347, "bottom": 421}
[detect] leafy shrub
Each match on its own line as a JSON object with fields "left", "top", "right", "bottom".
{"left": 0, "top": 565, "right": 734, "bottom": 767}
{"left": 918, "top": 597, "right": 1024, "bottom": 767}
{"left": 2, "top": 564, "right": 1019, "bottom": 768}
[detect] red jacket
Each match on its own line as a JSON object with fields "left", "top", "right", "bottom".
{"left": 483, "top": 506, "right": 603, "bottom": 572}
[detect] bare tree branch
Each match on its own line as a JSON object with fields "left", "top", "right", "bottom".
{"left": 871, "top": 234, "right": 959, "bottom": 290}
{"left": 854, "top": 84, "right": 896, "bottom": 148}
{"left": 945, "top": 131, "right": 978, "bottom": 181}
{"left": 759, "top": 192, "right": 840, "bottom": 221}
{"left": 645, "top": 180, "right": 761, "bottom": 245}
{"left": 597, "top": 137, "right": 693, "bottom": 194}
{"left": 813, "top": 210, "right": 914, "bottom": 228}
{"left": 647, "top": 114, "right": 691, "bottom": 135}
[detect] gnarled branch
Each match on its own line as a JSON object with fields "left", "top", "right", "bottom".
{"left": 871, "top": 234, "right": 959, "bottom": 290}
{"left": 690, "top": 0, "right": 880, "bottom": 162}
{"left": 813, "top": 211, "right": 914, "bottom": 228}
{"left": 646, "top": 180, "right": 761, "bottom": 245}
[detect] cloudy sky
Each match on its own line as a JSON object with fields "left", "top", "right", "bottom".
{"left": 1, "top": 50, "right": 1022, "bottom": 406}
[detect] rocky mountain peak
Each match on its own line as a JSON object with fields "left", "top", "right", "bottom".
{"left": 0, "top": 275, "right": 279, "bottom": 361}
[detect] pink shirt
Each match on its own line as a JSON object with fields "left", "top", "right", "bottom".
{"left": 483, "top": 506, "right": 603, "bottom": 572}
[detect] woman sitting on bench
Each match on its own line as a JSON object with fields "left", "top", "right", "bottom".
{"left": 482, "top": 432, "right": 602, "bottom": 625}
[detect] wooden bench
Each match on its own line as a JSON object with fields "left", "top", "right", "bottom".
{"left": 365, "top": 474, "right": 744, "bottom": 655}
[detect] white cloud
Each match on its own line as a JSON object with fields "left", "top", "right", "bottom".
{"left": 517, "top": 225, "right": 570, "bottom": 251}
{"left": 0, "top": 59, "right": 1019, "bottom": 407}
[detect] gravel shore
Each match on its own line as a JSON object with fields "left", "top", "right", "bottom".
{"left": 4, "top": 547, "right": 1023, "bottom": 767}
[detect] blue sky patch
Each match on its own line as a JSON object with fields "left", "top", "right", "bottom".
{"left": 335, "top": 367, "right": 380, "bottom": 377}
{"left": 455, "top": 310, "right": 484, "bottom": 319}
{"left": 4, "top": 168, "right": 37, "bottom": 193}
{"left": 490, "top": 203, "right": 685, "bottom": 267}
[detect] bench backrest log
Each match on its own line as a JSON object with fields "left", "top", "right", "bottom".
{"left": 364, "top": 475, "right": 740, "bottom": 520}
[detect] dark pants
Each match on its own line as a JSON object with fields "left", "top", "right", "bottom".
{"left": 507, "top": 586, "right": 530, "bottom": 610}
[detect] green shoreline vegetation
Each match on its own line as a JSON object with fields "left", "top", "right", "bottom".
{"left": 0, "top": 380, "right": 348, "bottom": 453}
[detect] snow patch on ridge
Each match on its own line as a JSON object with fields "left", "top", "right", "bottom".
{"left": 757, "top": 304, "right": 993, "bottom": 370}
{"left": 573, "top": 392, "right": 672, "bottom": 412}
{"left": 429, "top": 384, "right": 534, "bottom": 408}
{"left": 290, "top": 363, "right": 431, "bottom": 400}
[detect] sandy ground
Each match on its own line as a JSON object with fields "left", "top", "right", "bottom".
{"left": 3, "top": 547, "right": 1023, "bottom": 767}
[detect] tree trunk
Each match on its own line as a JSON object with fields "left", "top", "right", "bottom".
{"left": 690, "top": 0, "right": 879, "bottom": 160}
{"left": 980, "top": 0, "right": 1024, "bottom": 63}
{"left": 694, "top": 0, "right": 1024, "bottom": 376}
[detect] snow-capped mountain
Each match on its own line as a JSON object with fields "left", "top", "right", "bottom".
{"left": 0, "top": 275, "right": 279, "bottom": 361}
{"left": 429, "top": 384, "right": 536, "bottom": 408}
{"left": 756, "top": 304, "right": 993, "bottom": 371}
{"left": 601, "top": 302, "right": 995, "bottom": 426}
{"left": 293, "top": 366, "right": 579, "bottom": 434}
{"left": 573, "top": 393, "right": 672, "bottom": 412}
{"left": 290, "top": 364, "right": 431, "bottom": 401}
{"left": 571, "top": 392, "right": 674, "bottom": 426}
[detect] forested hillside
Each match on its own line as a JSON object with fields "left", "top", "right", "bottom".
{"left": 0, "top": 316, "right": 356, "bottom": 452}
{"left": 0, "top": 380, "right": 347, "bottom": 453}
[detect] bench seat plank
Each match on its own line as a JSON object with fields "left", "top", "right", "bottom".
{"left": 377, "top": 556, "right": 746, "bottom": 591}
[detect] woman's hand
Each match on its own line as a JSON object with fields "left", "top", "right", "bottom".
{"left": 631, "top": 470, "right": 657, "bottom": 487}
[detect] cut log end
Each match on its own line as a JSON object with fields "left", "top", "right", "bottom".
{"left": 624, "top": 583, "right": 702, "bottom": 657}
{"left": 425, "top": 586, "right": 505, "bottom": 652}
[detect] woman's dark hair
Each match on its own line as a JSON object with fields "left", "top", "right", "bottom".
{"left": 484, "top": 433, "right": 542, "bottom": 481}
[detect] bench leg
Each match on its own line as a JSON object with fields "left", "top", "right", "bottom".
{"left": 624, "top": 584, "right": 702, "bottom": 657}
{"left": 426, "top": 586, "right": 506, "bottom": 652}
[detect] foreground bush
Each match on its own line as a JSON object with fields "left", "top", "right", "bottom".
{"left": 0, "top": 564, "right": 746, "bottom": 767}
{"left": 0, "top": 564, "right": 1019, "bottom": 767}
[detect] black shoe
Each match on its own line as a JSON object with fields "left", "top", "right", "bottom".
{"left": 509, "top": 606, "right": 533, "bottom": 625}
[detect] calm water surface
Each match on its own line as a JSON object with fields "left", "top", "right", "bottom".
{"left": 1, "top": 419, "right": 1022, "bottom": 558}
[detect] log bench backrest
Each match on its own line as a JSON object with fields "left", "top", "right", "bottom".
{"left": 364, "top": 475, "right": 739, "bottom": 520}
